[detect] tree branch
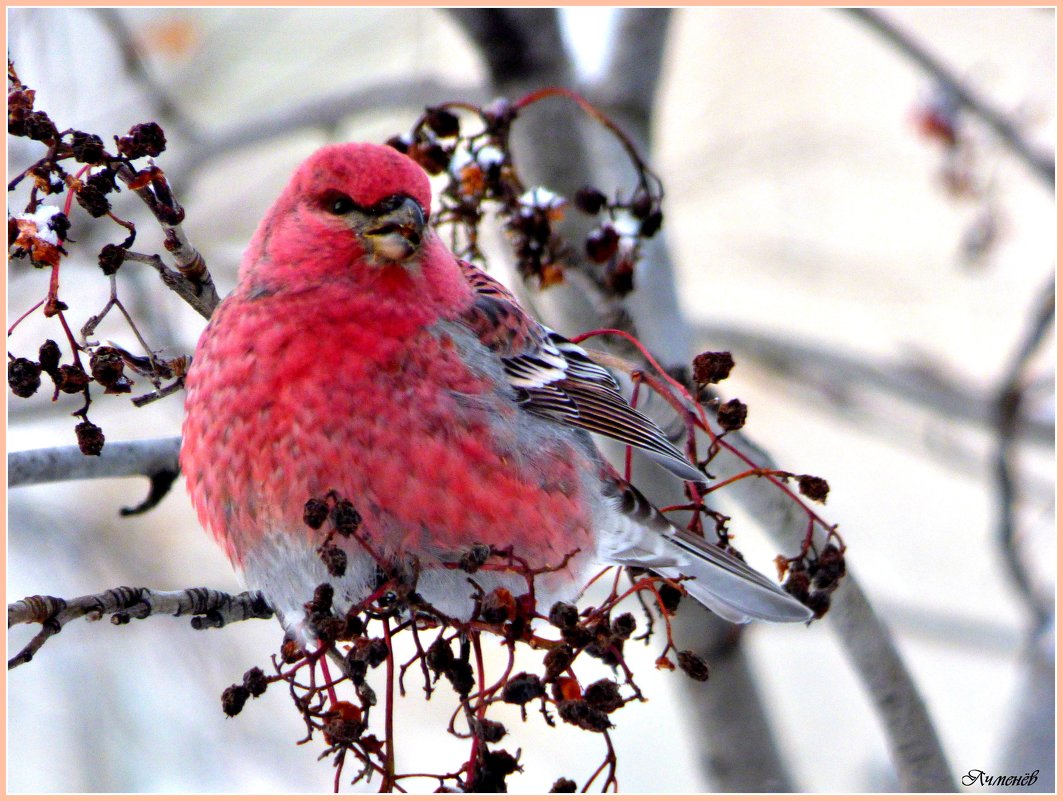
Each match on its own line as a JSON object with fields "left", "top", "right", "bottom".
{"left": 8, "top": 436, "right": 180, "bottom": 487}
{"left": 711, "top": 436, "right": 957, "bottom": 792}
{"left": 991, "top": 273, "right": 1055, "bottom": 626}
{"left": 174, "top": 78, "right": 482, "bottom": 179}
{"left": 113, "top": 162, "right": 221, "bottom": 317}
{"left": 693, "top": 319, "right": 1054, "bottom": 448}
{"left": 842, "top": 8, "right": 1054, "bottom": 189}
{"left": 8, "top": 586, "right": 274, "bottom": 669}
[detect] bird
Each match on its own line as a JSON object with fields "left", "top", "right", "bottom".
{"left": 180, "top": 142, "right": 811, "bottom": 642}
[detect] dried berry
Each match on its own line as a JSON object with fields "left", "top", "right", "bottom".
{"left": 573, "top": 186, "right": 607, "bottom": 215}
{"left": 557, "top": 699, "right": 611, "bottom": 732}
{"left": 426, "top": 637, "right": 455, "bottom": 673}
{"left": 783, "top": 569, "right": 811, "bottom": 605}
{"left": 611, "top": 612, "right": 636, "bottom": 640}
{"left": 8, "top": 357, "right": 41, "bottom": 398}
{"left": 280, "top": 637, "right": 305, "bottom": 664}
{"left": 502, "top": 672, "right": 545, "bottom": 706}
{"left": 584, "top": 679, "right": 623, "bottom": 712}
{"left": 22, "top": 111, "right": 58, "bottom": 143}
{"left": 75, "top": 420, "right": 105, "bottom": 456}
{"left": 560, "top": 624, "right": 592, "bottom": 650}
{"left": 303, "top": 584, "right": 334, "bottom": 627}
{"left": 57, "top": 364, "right": 90, "bottom": 394}
{"left": 89, "top": 346, "right": 128, "bottom": 389}
{"left": 716, "top": 398, "right": 747, "bottom": 431}
{"left": 69, "top": 131, "right": 106, "bottom": 164}
{"left": 692, "top": 350, "right": 735, "bottom": 385}
{"left": 550, "top": 778, "right": 578, "bottom": 793}
{"left": 221, "top": 683, "right": 250, "bottom": 717}
{"left": 331, "top": 499, "right": 361, "bottom": 536}
{"left": 242, "top": 667, "right": 268, "bottom": 697}
{"left": 303, "top": 497, "right": 329, "bottom": 529}
{"left": 344, "top": 653, "right": 368, "bottom": 685}
{"left": 543, "top": 644, "right": 574, "bottom": 679}
{"left": 640, "top": 209, "right": 664, "bottom": 237}
{"left": 630, "top": 190, "right": 653, "bottom": 219}
{"left": 354, "top": 637, "right": 389, "bottom": 668}
{"left": 318, "top": 544, "right": 347, "bottom": 577}
{"left": 603, "top": 256, "right": 635, "bottom": 296}
{"left": 480, "top": 587, "right": 516, "bottom": 624}
{"left": 408, "top": 142, "right": 450, "bottom": 175}
{"left": 585, "top": 225, "right": 620, "bottom": 263}
{"left": 658, "top": 583, "right": 682, "bottom": 613}
{"left": 798, "top": 474, "right": 830, "bottom": 504}
{"left": 424, "top": 107, "right": 460, "bottom": 138}
{"left": 75, "top": 184, "right": 111, "bottom": 218}
{"left": 677, "top": 650, "right": 710, "bottom": 682}
{"left": 384, "top": 135, "right": 409, "bottom": 154}
{"left": 548, "top": 601, "right": 579, "bottom": 630}
{"left": 341, "top": 610, "right": 364, "bottom": 640}
{"left": 459, "top": 542, "right": 492, "bottom": 573}
{"left": 445, "top": 659, "right": 475, "bottom": 697}
{"left": 813, "top": 544, "right": 846, "bottom": 588}
{"left": 470, "top": 749, "right": 520, "bottom": 792}
{"left": 47, "top": 212, "right": 71, "bottom": 241}
{"left": 476, "top": 718, "right": 507, "bottom": 743}
{"left": 116, "top": 122, "right": 167, "bottom": 159}
{"left": 324, "top": 701, "right": 363, "bottom": 744}
{"left": 807, "top": 590, "right": 831, "bottom": 619}
{"left": 38, "top": 340, "right": 61, "bottom": 374}
{"left": 483, "top": 749, "right": 519, "bottom": 777}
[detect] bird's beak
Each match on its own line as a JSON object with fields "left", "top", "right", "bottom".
{"left": 364, "top": 197, "right": 425, "bottom": 263}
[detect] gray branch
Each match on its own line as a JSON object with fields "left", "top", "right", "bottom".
{"left": 9, "top": 586, "right": 273, "bottom": 668}
{"left": 694, "top": 319, "right": 1054, "bottom": 448}
{"left": 712, "top": 434, "right": 956, "bottom": 792}
{"left": 992, "top": 274, "right": 1055, "bottom": 625}
{"left": 8, "top": 437, "right": 180, "bottom": 488}
{"left": 842, "top": 8, "right": 1054, "bottom": 189}
{"left": 174, "top": 78, "right": 482, "bottom": 179}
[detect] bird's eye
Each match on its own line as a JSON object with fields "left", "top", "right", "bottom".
{"left": 326, "top": 193, "right": 356, "bottom": 215}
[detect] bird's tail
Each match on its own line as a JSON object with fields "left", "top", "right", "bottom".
{"left": 599, "top": 477, "right": 812, "bottom": 624}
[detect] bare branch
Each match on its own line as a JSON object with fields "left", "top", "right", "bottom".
{"left": 992, "top": 273, "right": 1055, "bottom": 626}
{"left": 123, "top": 250, "right": 215, "bottom": 318}
{"left": 113, "top": 163, "right": 221, "bottom": 316}
{"left": 693, "top": 319, "right": 1054, "bottom": 448}
{"left": 176, "top": 78, "right": 482, "bottom": 178}
{"left": 8, "top": 586, "right": 274, "bottom": 668}
{"left": 8, "top": 436, "right": 180, "bottom": 487}
{"left": 828, "top": 579, "right": 958, "bottom": 791}
{"left": 842, "top": 8, "right": 1054, "bottom": 189}
{"left": 712, "top": 437, "right": 957, "bottom": 792}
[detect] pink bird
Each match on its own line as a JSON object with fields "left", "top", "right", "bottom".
{"left": 181, "top": 143, "right": 810, "bottom": 639}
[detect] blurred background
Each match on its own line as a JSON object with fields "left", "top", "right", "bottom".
{"left": 7, "top": 7, "right": 1056, "bottom": 793}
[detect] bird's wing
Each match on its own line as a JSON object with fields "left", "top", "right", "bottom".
{"left": 601, "top": 476, "right": 813, "bottom": 623}
{"left": 456, "top": 260, "right": 704, "bottom": 483}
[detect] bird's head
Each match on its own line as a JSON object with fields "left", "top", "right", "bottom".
{"left": 243, "top": 143, "right": 437, "bottom": 286}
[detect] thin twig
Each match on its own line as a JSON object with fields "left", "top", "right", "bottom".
{"left": 113, "top": 163, "right": 221, "bottom": 315}
{"left": 842, "top": 8, "right": 1054, "bottom": 188}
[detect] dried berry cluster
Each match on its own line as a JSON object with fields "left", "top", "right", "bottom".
{"left": 9, "top": 63, "right": 190, "bottom": 456}
{"left": 219, "top": 493, "right": 730, "bottom": 793}
{"left": 385, "top": 90, "right": 666, "bottom": 297}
